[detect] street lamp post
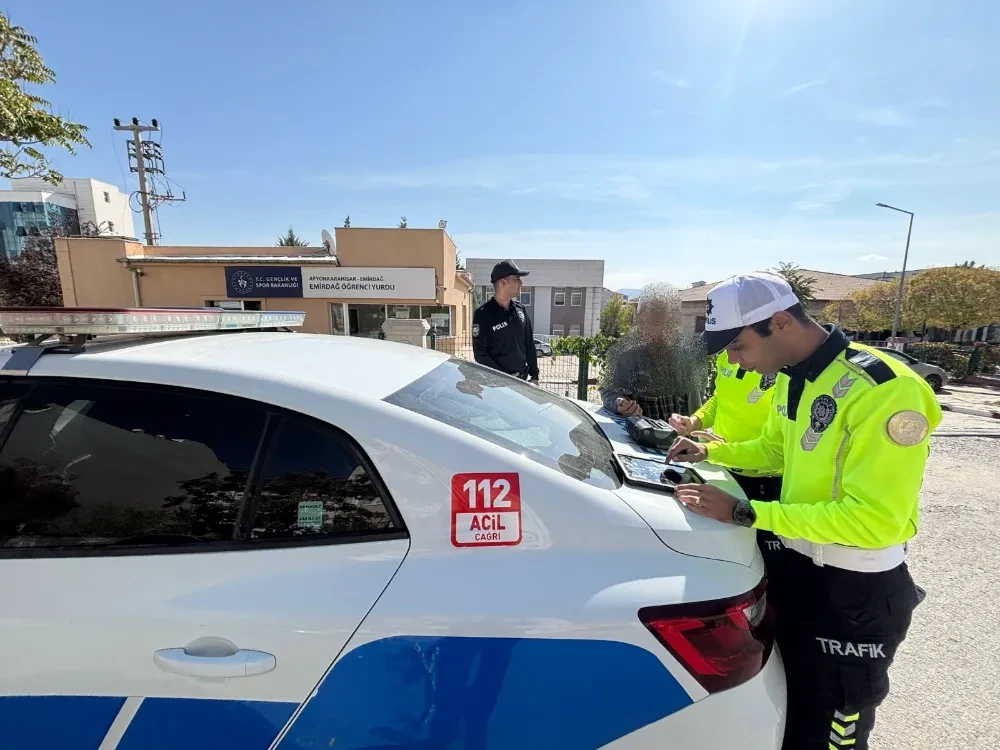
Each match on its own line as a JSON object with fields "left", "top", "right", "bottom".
{"left": 875, "top": 202, "right": 915, "bottom": 346}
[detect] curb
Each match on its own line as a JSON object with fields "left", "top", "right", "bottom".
{"left": 939, "top": 403, "right": 1000, "bottom": 420}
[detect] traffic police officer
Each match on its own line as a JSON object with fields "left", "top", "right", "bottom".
{"left": 667, "top": 272, "right": 940, "bottom": 750}
{"left": 472, "top": 260, "right": 539, "bottom": 382}
{"left": 669, "top": 348, "right": 783, "bottom": 503}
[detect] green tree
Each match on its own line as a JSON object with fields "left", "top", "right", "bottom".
{"left": 343, "top": 215, "right": 351, "bottom": 228}
{"left": 599, "top": 294, "right": 634, "bottom": 338}
{"left": 845, "top": 281, "right": 916, "bottom": 334}
{"left": 0, "top": 13, "right": 90, "bottom": 184}
{"left": 456, "top": 251, "right": 464, "bottom": 270}
{"left": 773, "top": 262, "right": 817, "bottom": 305}
{"left": 275, "top": 227, "right": 309, "bottom": 246}
{"left": 906, "top": 266, "right": 1000, "bottom": 335}
{"left": 398, "top": 216, "right": 408, "bottom": 228}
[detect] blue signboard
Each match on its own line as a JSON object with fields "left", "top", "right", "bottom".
{"left": 225, "top": 267, "right": 303, "bottom": 298}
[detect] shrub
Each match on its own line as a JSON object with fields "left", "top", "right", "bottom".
{"left": 905, "top": 343, "right": 972, "bottom": 379}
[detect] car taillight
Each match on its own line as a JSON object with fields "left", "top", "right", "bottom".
{"left": 638, "top": 579, "right": 774, "bottom": 694}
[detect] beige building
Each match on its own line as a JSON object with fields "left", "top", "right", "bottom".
{"left": 55, "top": 227, "right": 474, "bottom": 338}
{"left": 678, "top": 270, "right": 880, "bottom": 334}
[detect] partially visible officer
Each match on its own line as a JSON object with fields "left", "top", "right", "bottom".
{"left": 472, "top": 260, "right": 539, "bottom": 383}
{"left": 667, "top": 271, "right": 940, "bottom": 750}
{"left": 668, "top": 348, "right": 783, "bottom": 504}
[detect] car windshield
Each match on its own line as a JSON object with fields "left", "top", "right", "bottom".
{"left": 385, "top": 359, "right": 620, "bottom": 489}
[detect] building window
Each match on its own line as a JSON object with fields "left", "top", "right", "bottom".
{"left": 103, "top": 192, "right": 111, "bottom": 203}
{"left": 331, "top": 304, "right": 346, "bottom": 335}
{"left": 695, "top": 316, "right": 706, "bottom": 333}
{"left": 107, "top": 221, "right": 114, "bottom": 233}
{"left": 569, "top": 325, "right": 581, "bottom": 336}
{"left": 570, "top": 290, "right": 583, "bottom": 307}
{"left": 552, "top": 325, "right": 565, "bottom": 337}
{"left": 206, "top": 300, "right": 261, "bottom": 311}
{"left": 420, "top": 305, "right": 453, "bottom": 336}
{"left": 554, "top": 289, "right": 566, "bottom": 306}
{"left": 520, "top": 288, "right": 531, "bottom": 306}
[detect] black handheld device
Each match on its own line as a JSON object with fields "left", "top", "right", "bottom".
{"left": 625, "top": 415, "right": 678, "bottom": 450}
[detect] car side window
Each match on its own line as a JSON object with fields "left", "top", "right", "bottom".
{"left": 0, "top": 381, "right": 267, "bottom": 551}
{"left": 249, "top": 417, "right": 397, "bottom": 540}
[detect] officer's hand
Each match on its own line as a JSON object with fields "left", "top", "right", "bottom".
{"left": 668, "top": 414, "right": 701, "bottom": 435}
{"left": 675, "top": 484, "right": 739, "bottom": 523}
{"left": 616, "top": 398, "right": 642, "bottom": 417}
{"left": 667, "top": 436, "right": 708, "bottom": 463}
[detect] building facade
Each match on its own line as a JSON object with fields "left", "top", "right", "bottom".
{"left": 54, "top": 227, "right": 474, "bottom": 338}
{"left": 1, "top": 177, "right": 134, "bottom": 257}
{"left": 466, "top": 258, "right": 605, "bottom": 338}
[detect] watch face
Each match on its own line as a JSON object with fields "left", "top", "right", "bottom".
{"left": 734, "top": 500, "right": 755, "bottom": 527}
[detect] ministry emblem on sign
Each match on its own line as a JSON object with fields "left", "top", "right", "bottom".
{"left": 231, "top": 270, "right": 255, "bottom": 295}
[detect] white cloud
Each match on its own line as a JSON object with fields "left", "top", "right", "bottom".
{"left": 855, "top": 107, "right": 909, "bottom": 127}
{"left": 457, "top": 213, "right": 1000, "bottom": 290}
{"left": 311, "top": 149, "right": 1000, "bottom": 208}
{"left": 652, "top": 71, "right": 691, "bottom": 88}
{"left": 780, "top": 79, "right": 827, "bottom": 98}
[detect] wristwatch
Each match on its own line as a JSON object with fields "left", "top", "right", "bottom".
{"left": 732, "top": 499, "right": 756, "bottom": 528}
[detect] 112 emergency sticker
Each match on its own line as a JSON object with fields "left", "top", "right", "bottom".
{"left": 451, "top": 473, "right": 522, "bottom": 547}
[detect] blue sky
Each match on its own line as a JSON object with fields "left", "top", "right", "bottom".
{"left": 9, "top": 0, "right": 1000, "bottom": 289}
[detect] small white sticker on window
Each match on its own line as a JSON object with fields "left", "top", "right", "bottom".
{"left": 297, "top": 500, "right": 324, "bottom": 530}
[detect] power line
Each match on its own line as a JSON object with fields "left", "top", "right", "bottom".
{"left": 112, "top": 117, "right": 186, "bottom": 244}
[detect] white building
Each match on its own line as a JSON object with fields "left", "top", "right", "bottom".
{"left": 1, "top": 177, "right": 135, "bottom": 257}
{"left": 466, "top": 258, "right": 605, "bottom": 338}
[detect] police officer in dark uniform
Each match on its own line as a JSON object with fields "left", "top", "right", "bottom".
{"left": 472, "top": 261, "right": 539, "bottom": 383}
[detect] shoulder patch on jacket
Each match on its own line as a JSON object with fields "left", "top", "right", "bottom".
{"left": 845, "top": 347, "right": 897, "bottom": 385}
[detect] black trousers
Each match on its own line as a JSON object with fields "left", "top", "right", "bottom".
{"left": 731, "top": 473, "right": 783, "bottom": 559}
{"left": 761, "top": 547, "right": 921, "bottom": 750}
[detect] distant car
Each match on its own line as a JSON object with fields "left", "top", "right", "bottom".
{"left": 534, "top": 337, "right": 552, "bottom": 357}
{"left": 875, "top": 347, "right": 949, "bottom": 392}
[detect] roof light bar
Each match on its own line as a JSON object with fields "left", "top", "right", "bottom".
{"left": 0, "top": 307, "right": 306, "bottom": 336}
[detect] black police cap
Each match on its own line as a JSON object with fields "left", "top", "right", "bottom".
{"left": 490, "top": 260, "right": 530, "bottom": 284}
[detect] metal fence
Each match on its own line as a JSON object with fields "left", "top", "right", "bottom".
{"left": 428, "top": 331, "right": 603, "bottom": 403}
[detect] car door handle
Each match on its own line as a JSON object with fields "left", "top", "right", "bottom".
{"left": 153, "top": 648, "right": 276, "bottom": 678}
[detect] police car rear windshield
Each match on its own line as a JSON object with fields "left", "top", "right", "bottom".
{"left": 385, "top": 359, "right": 621, "bottom": 490}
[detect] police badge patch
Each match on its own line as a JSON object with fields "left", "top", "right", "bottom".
{"left": 516, "top": 307, "right": 525, "bottom": 323}
{"left": 759, "top": 373, "right": 777, "bottom": 391}
{"left": 810, "top": 395, "right": 838, "bottom": 433}
{"left": 472, "top": 323, "right": 480, "bottom": 337}
{"left": 886, "top": 410, "right": 930, "bottom": 446}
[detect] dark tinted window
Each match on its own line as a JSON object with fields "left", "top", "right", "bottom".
{"left": 0, "top": 382, "right": 267, "bottom": 550}
{"left": 250, "top": 418, "right": 396, "bottom": 540}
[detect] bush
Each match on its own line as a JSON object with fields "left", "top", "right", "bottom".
{"left": 905, "top": 343, "right": 972, "bottom": 379}
{"left": 552, "top": 333, "right": 616, "bottom": 366}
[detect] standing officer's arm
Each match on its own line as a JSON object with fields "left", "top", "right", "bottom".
{"left": 704, "top": 396, "right": 785, "bottom": 474}
{"left": 691, "top": 392, "right": 717, "bottom": 430}
{"left": 752, "top": 378, "right": 941, "bottom": 547}
{"left": 523, "top": 308, "right": 539, "bottom": 380}
{"left": 472, "top": 309, "right": 504, "bottom": 371}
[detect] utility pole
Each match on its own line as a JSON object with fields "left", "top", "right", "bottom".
{"left": 113, "top": 117, "right": 186, "bottom": 245}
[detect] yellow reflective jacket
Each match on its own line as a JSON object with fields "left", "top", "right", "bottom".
{"left": 706, "top": 329, "right": 942, "bottom": 548}
{"left": 693, "top": 350, "right": 780, "bottom": 477}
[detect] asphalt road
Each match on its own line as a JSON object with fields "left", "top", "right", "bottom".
{"left": 872, "top": 409, "right": 1000, "bottom": 749}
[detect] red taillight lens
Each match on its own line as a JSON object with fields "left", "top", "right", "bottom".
{"left": 639, "top": 579, "right": 775, "bottom": 694}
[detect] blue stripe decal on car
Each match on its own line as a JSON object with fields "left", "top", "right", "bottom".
{"left": 117, "top": 697, "right": 297, "bottom": 750}
{"left": 0, "top": 695, "right": 125, "bottom": 748}
{"left": 277, "top": 635, "right": 693, "bottom": 749}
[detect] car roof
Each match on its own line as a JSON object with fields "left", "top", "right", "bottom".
{"left": 0, "top": 332, "right": 450, "bottom": 401}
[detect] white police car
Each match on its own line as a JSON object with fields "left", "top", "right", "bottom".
{"left": 0, "top": 307, "right": 785, "bottom": 749}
